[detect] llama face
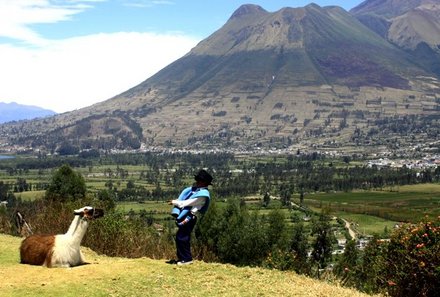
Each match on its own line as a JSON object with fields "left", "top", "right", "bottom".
{"left": 75, "top": 206, "right": 104, "bottom": 220}
{"left": 84, "top": 207, "right": 104, "bottom": 220}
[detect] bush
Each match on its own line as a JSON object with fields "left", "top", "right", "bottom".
{"left": 383, "top": 217, "right": 440, "bottom": 297}
{"left": 86, "top": 211, "right": 175, "bottom": 259}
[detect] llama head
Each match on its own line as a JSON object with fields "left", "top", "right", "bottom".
{"left": 74, "top": 206, "right": 104, "bottom": 220}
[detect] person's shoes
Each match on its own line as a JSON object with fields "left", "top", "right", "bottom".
{"left": 177, "top": 260, "right": 193, "bottom": 265}
{"left": 165, "top": 259, "right": 179, "bottom": 264}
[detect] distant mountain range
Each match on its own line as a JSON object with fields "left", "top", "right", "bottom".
{"left": 0, "top": 0, "right": 439, "bottom": 154}
{"left": 0, "top": 102, "right": 56, "bottom": 124}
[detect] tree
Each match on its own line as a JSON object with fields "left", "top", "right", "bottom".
{"left": 45, "top": 164, "right": 86, "bottom": 202}
{"left": 279, "top": 184, "right": 292, "bottom": 206}
{"left": 290, "top": 222, "right": 311, "bottom": 274}
{"left": 354, "top": 235, "right": 386, "bottom": 294}
{"left": 126, "top": 180, "right": 135, "bottom": 189}
{"left": 216, "top": 198, "right": 247, "bottom": 264}
{"left": 216, "top": 199, "right": 267, "bottom": 266}
{"left": 195, "top": 199, "right": 224, "bottom": 257}
{"left": 262, "top": 192, "right": 270, "bottom": 207}
{"left": 0, "top": 181, "right": 9, "bottom": 201}
{"left": 310, "top": 212, "right": 335, "bottom": 277}
{"left": 334, "top": 239, "right": 359, "bottom": 286}
{"left": 56, "top": 142, "right": 79, "bottom": 156}
{"left": 299, "top": 191, "right": 305, "bottom": 205}
{"left": 97, "top": 189, "right": 116, "bottom": 211}
{"left": 266, "top": 208, "right": 289, "bottom": 250}
{"left": 16, "top": 177, "right": 28, "bottom": 192}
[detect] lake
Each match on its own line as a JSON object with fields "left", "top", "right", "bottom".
{"left": 0, "top": 155, "right": 14, "bottom": 160}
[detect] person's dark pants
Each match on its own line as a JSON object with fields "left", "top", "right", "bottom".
{"left": 176, "top": 216, "right": 197, "bottom": 262}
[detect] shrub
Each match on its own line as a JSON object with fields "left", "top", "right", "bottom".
{"left": 86, "top": 211, "right": 175, "bottom": 259}
{"left": 383, "top": 217, "right": 440, "bottom": 297}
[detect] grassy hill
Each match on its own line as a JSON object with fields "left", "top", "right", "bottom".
{"left": 0, "top": 234, "right": 375, "bottom": 297}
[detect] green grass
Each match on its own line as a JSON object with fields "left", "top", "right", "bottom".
{"left": 14, "top": 191, "right": 45, "bottom": 201}
{"left": 336, "top": 212, "right": 397, "bottom": 236}
{"left": 0, "top": 234, "right": 376, "bottom": 297}
{"left": 304, "top": 184, "right": 440, "bottom": 222}
{"left": 116, "top": 201, "right": 171, "bottom": 213}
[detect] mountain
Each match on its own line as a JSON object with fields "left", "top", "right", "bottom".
{"left": 351, "top": 0, "right": 438, "bottom": 18}
{"left": 351, "top": 0, "right": 440, "bottom": 75}
{"left": 0, "top": 102, "right": 56, "bottom": 124}
{"left": 0, "top": 3, "right": 439, "bottom": 154}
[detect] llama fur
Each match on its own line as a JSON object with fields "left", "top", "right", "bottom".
{"left": 19, "top": 206, "right": 104, "bottom": 268}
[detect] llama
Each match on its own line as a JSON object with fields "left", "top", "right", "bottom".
{"left": 19, "top": 206, "right": 104, "bottom": 268}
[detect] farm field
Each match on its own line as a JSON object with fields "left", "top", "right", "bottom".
{"left": 334, "top": 212, "right": 397, "bottom": 236}
{"left": 304, "top": 184, "right": 440, "bottom": 223}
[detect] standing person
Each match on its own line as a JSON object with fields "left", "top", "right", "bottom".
{"left": 167, "top": 169, "right": 213, "bottom": 265}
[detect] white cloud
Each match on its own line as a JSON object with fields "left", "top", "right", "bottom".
{"left": 122, "top": 0, "right": 175, "bottom": 8}
{"left": 0, "top": 0, "right": 97, "bottom": 46}
{"left": 0, "top": 0, "right": 199, "bottom": 113}
{"left": 0, "top": 32, "right": 199, "bottom": 113}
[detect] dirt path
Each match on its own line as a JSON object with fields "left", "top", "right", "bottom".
{"left": 341, "top": 218, "right": 357, "bottom": 240}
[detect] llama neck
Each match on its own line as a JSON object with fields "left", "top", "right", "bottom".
{"left": 66, "top": 215, "right": 81, "bottom": 235}
{"left": 65, "top": 216, "right": 89, "bottom": 246}
{"left": 71, "top": 219, "right": 89, "bottom": 245}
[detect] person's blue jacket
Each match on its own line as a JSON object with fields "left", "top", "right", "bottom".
{"left": 171, "top": 186, "right": 210, "bottom": 220}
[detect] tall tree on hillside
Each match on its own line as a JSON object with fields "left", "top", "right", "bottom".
{"left": 0, "top": 181, "right": 9, "bottom": 201}
{"left": 195, "top": 199, "right": 223, "bottom": 256}
{"left": 291, "top": 222, "right": 311, "bottom": 275}
{"left": 216, "top": 199, "right": 267, "bottom": 265}
{"left": 262, "top": 192, "right": 271, "bottom": 207}
{"left": 334, "top": 239, "right": 359, "bottom": 286}
{"left": 310, "top": 211, "right": 335, "bottom": 278}
{"left": 266, "top": 208, "right": 289, "bottom": 251}
{"left": 45, "top": 164, "right": 86, "bottom": 202}
{"left": 354, "top": 235, "right": 386, "bottom": 294}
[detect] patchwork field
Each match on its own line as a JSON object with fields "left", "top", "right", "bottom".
{"left": 304, "top": 184, "right": 440, "bottom": 222}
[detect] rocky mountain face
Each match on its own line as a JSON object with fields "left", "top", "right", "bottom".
{"left": 352, "top": 0, "right": 440, "bottom": 76}
{"left": 0, "top": 102, "right": 56, "bottom": 124}
{"left": 0, "top": 2, "right": 439, "bottom": 154}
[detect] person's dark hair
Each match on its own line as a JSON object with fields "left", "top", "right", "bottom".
{"left": 194, "top": 169, "right": 213, "bottom": 185}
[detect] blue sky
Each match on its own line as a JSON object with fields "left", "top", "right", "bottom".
{"left": 0, "top": 0, "right": 364, "bottom": 113}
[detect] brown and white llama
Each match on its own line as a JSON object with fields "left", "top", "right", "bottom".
{"left": 19, "top": 206, "right": 104, "bottom": 268}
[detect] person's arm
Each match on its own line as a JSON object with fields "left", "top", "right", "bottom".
{"left": 171, "top": 196, "right": 206, "bottom": 209}
{"left": 172, "top": 196, "right": 207, "bottom": 226}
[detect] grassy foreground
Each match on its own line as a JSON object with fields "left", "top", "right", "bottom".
{"left": 0, "top": 234, "right": 376, "bottom": 297}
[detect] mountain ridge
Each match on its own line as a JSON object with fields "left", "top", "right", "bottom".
{"left": 0, "top": 1, "right": 439, "bottom": 154}
{"left": 352, "top": 0, "right": 440, "bottom": 50}
{"left": 0, "top": 102, "right": 56, "bottom": 124}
